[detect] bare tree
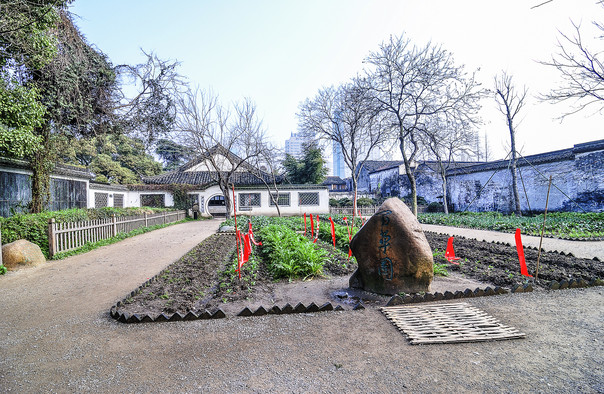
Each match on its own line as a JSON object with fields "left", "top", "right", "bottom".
{"left": 248, "top": 141, "right": 286, "bottom": 217}
{"left": 540, "top": 5, "right": 604, "bottom": 117}
{"left": 494, "top": 72, "right": 527, "bottom": 216}
{"left": 298, "top": 79, "right": 388, "bottom": 221}
{"left": 424, "top": 115, "right": 478, "bottom": 214}
{"left": 114, "top": 51, "right": 183, "bottom": 147}
{"left": 176, "top": 88, "right": 267, "bottom": 219}
{"left": 364, "top": 34, "right": 484, "bottom": 216}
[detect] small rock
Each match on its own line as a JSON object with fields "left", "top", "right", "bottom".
{"left": 2, "top": 239, "right": 46, "bottom": 270}
{"left": 386, "top": 295, "right": 404, "bottom": 306}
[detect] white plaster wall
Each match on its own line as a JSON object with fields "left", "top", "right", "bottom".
{"left": 233, "top": 187, "right": 329, "bottom": 217}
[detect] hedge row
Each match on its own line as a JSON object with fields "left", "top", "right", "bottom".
{"left": 0, "top": 207, "right": 179, "bottom": 258}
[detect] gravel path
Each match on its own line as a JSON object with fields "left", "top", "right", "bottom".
{"left": 1, "top": 220, "right": 603, "bottom": 393}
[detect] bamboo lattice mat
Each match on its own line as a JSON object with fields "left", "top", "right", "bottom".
{"left": 381, "top": 302, "right": 526, "bottom": 345}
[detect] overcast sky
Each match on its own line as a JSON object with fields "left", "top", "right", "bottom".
{"left": 71, "top": 0, "right": 603, "bottom": 161}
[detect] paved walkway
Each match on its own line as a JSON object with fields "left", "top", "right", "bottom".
{"left": 0, "top": 219, "right": 602, "bottom": 392}
{"left": 422, "top": 224, "right": 604, "bottom": 261}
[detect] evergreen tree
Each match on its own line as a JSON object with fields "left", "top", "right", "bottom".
{"left": 283, "top": 142, "right": 327, "bottom": 184}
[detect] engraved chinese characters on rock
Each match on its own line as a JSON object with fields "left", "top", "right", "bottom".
{"left": 378, "top": 210, "right": 393, "bottom": 280}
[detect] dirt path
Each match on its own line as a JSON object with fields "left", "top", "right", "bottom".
{"left": 1, "top": 219, "right": 602, "bottom": 393}
{"left": 423, "top": 224, "right": 604, "bottom": 261}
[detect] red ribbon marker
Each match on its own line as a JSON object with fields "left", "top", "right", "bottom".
{"left": 303, "top": 213, "right": 307, "bottom": 236}
{"left": 232, "top": 185, "right": 242, "bottom": 279}
{"left": 515, "top": 228, "right": 533, "bottom": 277}
{"left": 248, "top": 222, "right": 262, "bottom": 246}
{"left": 242, "top": 233, "right": 251, "bottom": 264}
{"left": 313, "top": 215, "right": 320, "bottom": 243}
{"left": 329, "top": 217, "right": 336, "bottom": 247}
{"left": 343, "top": 216, "right": 353, "bottom": 259}
{"left": 310, "top": 214, "right": 314, "bottom": 239}
{"left": 445, "top": 236, "right": 460, "bottom": 265}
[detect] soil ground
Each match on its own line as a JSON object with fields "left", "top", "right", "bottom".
{"left": 115, "top": 227, "right": 603, "bottom": 319}
{"left": 1, "top": 219, "right": 603, "bottom": 393}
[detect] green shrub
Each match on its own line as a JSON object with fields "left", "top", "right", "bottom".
{"left": 0, "top": 207, "right": 181, "bottom": 258}
{"left": 426, "top": 202, "right": 444, "bottom": 213}
{"left": 356, "top": 197, "right": 375, "bottom": 207}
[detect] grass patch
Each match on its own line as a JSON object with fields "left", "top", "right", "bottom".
{"left": 419, "top": 211, "right": 604, "bottom": 240}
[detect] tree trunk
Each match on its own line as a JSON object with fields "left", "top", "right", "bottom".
{"left": 220, "top": 181, "right": 232, "bottom": 220}
{"left": 439, "top": 163, "right": 449, "bottom": 215}
{"left": 399, "top": 137, "right": 418, "bottom": 216}
{"left": 30, "top": 127, "right": 53, "bottom": 214}
{"left": 508, "top": 119, "right": 522, "bottom": 216}
{"left": 352, "top": 177, "right": 358, "bottom": 225}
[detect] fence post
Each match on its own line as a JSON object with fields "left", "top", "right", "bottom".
{"left": 163, "top": 211, "right": 166, "bottom": 224}
{"left": 48, "top": 219, "right": 56, "bottom": 258}
{"left": 0, "top": 222, "right": 3, "bottom": 267}
{"left": 144, "top": 212, "right": 148, "bottom": 227}
{"left": 112, "top": 214, "right": 117, "bottom": 237}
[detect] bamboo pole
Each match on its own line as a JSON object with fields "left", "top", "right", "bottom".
{"left": 535, "top": 175, "right": 553, "bottom": 280}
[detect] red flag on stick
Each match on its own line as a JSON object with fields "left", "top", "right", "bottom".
{"left": 242, "top": 233, "right": 251, "bottom": 264}
{"left": 248, "top": 222, "right": 262, "bottom": 246}
{"left": 343, "top": 216, "right": 353, "bottom": 260}
{"left": 329, "top": 217, "right": 336, "bottom": 247}
{"left": 232, "top": 185, "right": 242, "bottom": 278}
{"left": 445, "top": 236, "right": 460, "bottom": 265}
{"left": 515, "top": 228, "right": 533, "bottom": 277}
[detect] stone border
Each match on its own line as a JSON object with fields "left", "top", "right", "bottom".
{"left": 110, "top": 271, "right": 602, "bottom": 324}
{"left": 547, "top": 278, "right": 602, "bottom": 290}
{"left": 110, "top": 299, "right": 357, "bottom": 324}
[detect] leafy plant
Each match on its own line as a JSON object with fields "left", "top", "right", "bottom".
{"left": 258, "top": 224, "right": 327, "bottom": 280}
{"left": 0, "top": 264, "right": 7, "bottom": 275}
{"left": 433, "top": 263, "right": 449, "bottom": 277}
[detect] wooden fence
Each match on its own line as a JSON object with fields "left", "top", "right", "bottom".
{"left": 47, "top": 210, "right": 187, "bottom": 257}
{"left": 329, "top": 206, "right": 380, "bottom": 216}
{"left": 329, "top": 204, "right": 429, "bottom": 216}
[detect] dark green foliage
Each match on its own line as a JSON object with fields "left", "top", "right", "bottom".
{"left": 155, "top": 139, "right": 193, "bottom": 171}
{"left": 282, "top": 142, "right": 328, "bottom": 184}
{"left": 0, "top": 81, "right": 45, "bottom": 158}
{"left": 356, "top": 197, "right": 375, "bottom": 207}
{"left": 401, "top": 194, "right": 426, "bottom": 206}
{"left": 170, "top": 184, "right": 196, "bottom": 210}
{"left": 0, "top": 207, "right": 180, "bottom": 258}
{"left": 57, "top": 134, "right": 162, "bottom": 184}
{"left": 427, "top": 202, "right": 444, "bottom": 213}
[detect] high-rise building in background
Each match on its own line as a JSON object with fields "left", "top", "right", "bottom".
{"left": 332, "top": 141, "right": 346, "bottom": 178}
{"left": 284, "top": 132, "right": 313, "bottom": 158}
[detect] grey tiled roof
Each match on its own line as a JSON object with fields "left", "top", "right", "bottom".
{"left": 142, "top": 144, "right": 276, "bottom": 187}
{"left": 323, "top": 176, "right": 347, "bottom": 185}
{"left": 0, "top": 156, "right": 93, "bottom": 179}
{"left": 447, "top": 139, "right": 604, "bottom": 176}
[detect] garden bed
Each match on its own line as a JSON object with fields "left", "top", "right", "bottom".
{"left": 113, "top": 228, "right": 603, "bottom": 321}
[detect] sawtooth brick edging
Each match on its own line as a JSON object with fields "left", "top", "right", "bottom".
{"left": 109, "top": 255, "right": 603, "bottom": 323}
{"left": 385, "top": 286, "right": 510, "bottom": 306}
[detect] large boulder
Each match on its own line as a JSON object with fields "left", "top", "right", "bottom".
{"left": 349, "top": 198, "right": 433, "bottom": 295}
{"left": 2, "top": 240, "right": 46, "bottom": 270}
